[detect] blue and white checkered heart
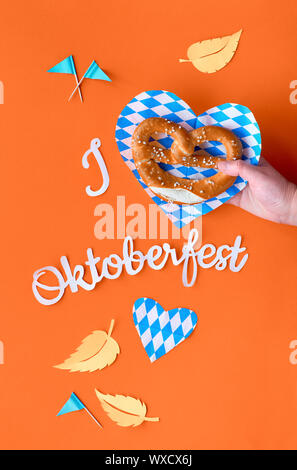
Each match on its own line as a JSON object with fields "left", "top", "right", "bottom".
{"left": 133, "top": 297, "right": 198, "bottom": 362}
{"left": 115, "top": 90, "right": 262, "bottom": 228}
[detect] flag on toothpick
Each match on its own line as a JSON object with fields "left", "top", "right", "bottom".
{"left": 47, "top": 55, "right": 76, "bottom": 75}
{"left": 57, "top": 392, "right": 102, "bottom": 429}
{"left": 68, "top": 60, "right": 111, "bottom": 101}
{"left": 83, "top": 60, "right": 111, "bottom": 81}
{"left": 47, "top": 55, "right": 83, "bottom": 102}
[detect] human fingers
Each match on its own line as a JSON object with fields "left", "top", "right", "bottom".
{"left": 217, "top": 159, "right": 261, "bottom": 182}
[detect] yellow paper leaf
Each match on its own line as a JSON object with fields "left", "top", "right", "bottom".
{"left": 179, "top": 29, "right": 242, "bottom": 73}
{"left": 95, "top": 389, "right": 159, "bottom": 427}
{"left": 54, "top": 319, "right": 120, "bottom": 372}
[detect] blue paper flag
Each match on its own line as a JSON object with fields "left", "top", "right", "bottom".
{"left": 57, "top": 392, "right": 85, "bottom": 416}
{"left": 47, "top": 55, "right": 76, "bottom": 75}
{"left": 84, "top": 60, "right": 111, "bottom": 81}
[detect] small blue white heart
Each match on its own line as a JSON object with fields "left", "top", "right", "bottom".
{"left": 133, "top": 297, "right": 198, "bottom": 362}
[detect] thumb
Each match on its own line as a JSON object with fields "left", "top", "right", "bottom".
{"left": 217, "top": 159, "right": 259, "bottom": 182}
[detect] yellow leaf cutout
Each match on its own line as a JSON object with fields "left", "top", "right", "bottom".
{"left": 95, "top": 389, "right": 159, "bottom": 427}
{"left": 179, "top": 29, "right": 242, "bottom": 73}
{"left": 54, "top": 319, "right": 120, "bottom": 372}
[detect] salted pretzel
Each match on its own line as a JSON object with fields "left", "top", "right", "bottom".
{"left": 132, "top": 117, "right": 242, "bottom": 204}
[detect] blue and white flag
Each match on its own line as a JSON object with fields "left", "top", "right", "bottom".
{"left": 57, "top": 392, "right": 102, "bottom": 428}
{"left": 84, "top": 60, "right": 111, "bottom": 82}
{"left": 47, "top": 55, "right": 76, "bottom": 75}
{"left": 68, "top": 60, "right": 111, "bottom": 101}
{"left": 57, "top": 392, "right": 85, "bottom": 416}
{"left": 48, "top": 55, "right": 83, "bottom": 102}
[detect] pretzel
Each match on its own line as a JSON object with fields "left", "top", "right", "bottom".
{"left": 132, "top": 117, "right": 242, "bottom": 204}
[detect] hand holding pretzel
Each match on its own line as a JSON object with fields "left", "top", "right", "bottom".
{"left": 132, "top": 117, "right": 242, "bottom": 204}
{"left": 218, "top": 157, "right": 297, "bottom": 225}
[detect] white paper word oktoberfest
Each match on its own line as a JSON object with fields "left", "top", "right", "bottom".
{"left": 32, "top": 229, "right": 248, "bottom": 306}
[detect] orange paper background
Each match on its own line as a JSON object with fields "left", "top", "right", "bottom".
{"left": 0, "top": 0, "right": 297, "bottom": 450}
